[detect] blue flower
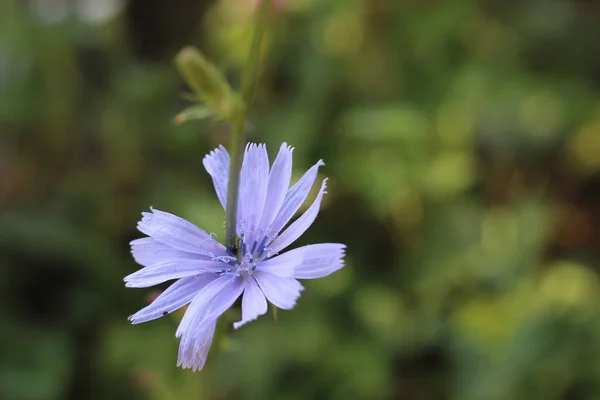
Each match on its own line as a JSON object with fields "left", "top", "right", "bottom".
{"left": 125, "top": 143, "right": 346, "bottom": 371}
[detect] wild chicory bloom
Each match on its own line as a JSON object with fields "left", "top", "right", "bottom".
{"left": 125, "top": 143, "right": 346, "bottom": 371}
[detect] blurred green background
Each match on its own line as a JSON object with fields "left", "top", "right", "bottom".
{"left": 3, "top": 0, "right": 600, "bottom": 399}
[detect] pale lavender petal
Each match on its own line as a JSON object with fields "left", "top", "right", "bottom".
{"left": 255, "top": 251, "right": 298, "bottom": 278}
{"left": 237, "top": 144, "right": 270, "bottom": 240}
{"left": 176, "top": 276, "right": 244, "bottom": 371}
{"left": 137, "top": 208, "right": 227, "bottom": 257}
{"left": 124, "top": 259, "right": 224, "bottom": 288}
{"left": 269, "top": 178, "right": 328, "bottom": 255}
{"left": 289, "top": 243, "right": 346, "bottom": 279}
{"left": 128, "top": 275, "right": 217, "bottom": 324}
{"left": 233, "top": 277, "right": 267, "bottom": 329}
{"left": 177, "top": 321, "right": 216, "bottom": 372}
{"left": 130, "top": 238, "right": 213, "bottom": 267}
{"left": 176, "top": 275, "right": 242, "bottom": 337}
{"left": 258, "top": 143, "right": 293, "bottom": 231}
{"left": 202, "top": 145, "right": 230, "bottom": 209}
{"left": 201, "top": 276, "right": 245, "bottom": 323}
{"left": 268, "top": 160, "right": 324, "bottom": 236}
{"left": 253, "top": 271, "right": 304, "bottom": 310}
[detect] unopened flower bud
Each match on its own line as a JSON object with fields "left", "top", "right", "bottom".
{"left": 175, "top": 47, "right": 243, "bottom": 120}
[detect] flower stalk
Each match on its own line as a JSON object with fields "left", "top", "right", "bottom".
{"left": 224, "top": 0, "right": 272, "bottom": 251}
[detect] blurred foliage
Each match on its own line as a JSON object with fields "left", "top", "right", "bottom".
{"left": 2, "top": 0, "right": 600, "bottom": 399}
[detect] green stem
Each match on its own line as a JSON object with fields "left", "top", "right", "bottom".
{"left": 225, "top": 0, "right": 272, "bottom": 251}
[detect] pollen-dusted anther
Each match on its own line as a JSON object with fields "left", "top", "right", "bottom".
{"left": 125, "top": 143, "right": 346, "bottom": 371}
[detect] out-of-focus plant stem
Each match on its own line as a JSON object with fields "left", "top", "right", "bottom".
{"left": 224, "top": 0, "right": 272, "bottom": 251}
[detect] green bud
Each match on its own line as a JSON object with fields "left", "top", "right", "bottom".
{"left": 174, "top": 105, "right": 213, "bottom": 124}
{"left": 175, "top": 47, "right": 244, "bottom": 121}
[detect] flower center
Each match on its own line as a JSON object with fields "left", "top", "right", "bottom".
{"left": 240, "top": 232, "right": 271, "bottom": 260}
{"left": 237, "top": 255, "right": 257, "bottom": 275}
{"left": 215, "top": 230, "right": 274, "bottom": 277}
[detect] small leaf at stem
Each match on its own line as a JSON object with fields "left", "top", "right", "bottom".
{"left": 174, "top": 105, "right": 214, "bottom": 124}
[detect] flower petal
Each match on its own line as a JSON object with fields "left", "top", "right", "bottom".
{"left": 130, "top": 238, "right": 213, "bottom": 267}
{"left": 201, "top": 276, "right": 245, "bottom": 323}
{"left": 253, "top": 271, "right": 304, "bottom": 310}
{"left": 269, "top": 178, "right": 328, "bottom": 255}
{"left": 128, "top": 275, "right": 217, "bottom": 324}
{"left": 177, "top": 320, "right": 216, "bottom": 372}
{"left": 176, "top": 275, "right": 243, "bottom": 337}
{"left": 237, "top": 144, "right": 270, "bottom": 241}
{"left": 137, "top": 208, "right": 227, "bottom": 257}
{"left": 255, "top": 251, "right": 298, "bottom": 278}
{"left": 176, "top": 276, "right": 244, "bottom": 371}
{"left": 233, "top": 277, "right": 267, "bottom": 329}
{"left": 259, "top": 143, "right": 293, "bottom": 231}
{"left": 124, "top": 259, "right": 225, "bottom": 288}
{"left": 268, "top": 159, "right": 324, "bottom": 237}
{"left": 291, "top": 243, "right": 346, "bottom": 279}
{"left": 203, "top": 145, "right": 230, "bottom": 209}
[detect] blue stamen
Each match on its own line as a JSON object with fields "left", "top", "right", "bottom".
{"left": 257, "top": 236, "right": 269, "bottom": 257}
{"left": 250, "top": 241, "right": 257, "bottom": 255}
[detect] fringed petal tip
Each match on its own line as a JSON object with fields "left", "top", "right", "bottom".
{"left": 176, "top": 321, "right": 218, "bottom": 372}
{"left": 123, "top": 276, "right": 166, "bottom": 289}
{"left": 230, "top": 305, "right": 270, "bottom": 329}
{"left": 176, "top": 354, "right": 206, "bottom": 372}
{"left": 127, "top": 314, "right": 139, "bottom": 324}
{"left": 127, "top": 312, "right": 166, "bottom": 325}
{"left": 233, "top": 316, "right": 258, "bottom": 330}
{"left": 137, "top": 210, "right": 153, "bottom": 229}
{"left": 203, "top": 145, "right": 230, "bottom": 209}
{"left": 123, "top": 271, "right": 140, "bottom": 285}
{"left": 202, "top": 146, "right": 229, "bottom": 170}
{"left": 176, "top": 356, "right": 208, "bottom": 372}
{"left": 176, "top": 360, "right": 199, "bottom": 372}
{"left": 127, "top": 310, "right": 152, "bottom": 325}
{"left": 129, "top": 237, "right": 146, "bottom": 248}
{"left": 203, "top": 144, "right": 228, "bottom": 159}
{"left": 329, "top": 243, "right": 347, "bottom": 259}
{"left": 246, "top": 142, "right": 260, "bottom": 149}
{"left": 281, "top": 142, "right": 295, "bottom": 153}
{"left": 139, "top": 206, "right": 155, "bottom": 219}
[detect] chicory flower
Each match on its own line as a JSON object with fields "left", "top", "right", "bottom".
{"left": 125, "top": 143, "right": 346, "bottom": 371}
